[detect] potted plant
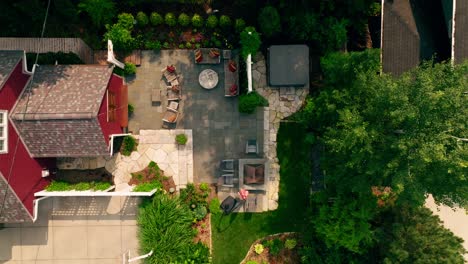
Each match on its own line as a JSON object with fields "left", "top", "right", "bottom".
{"left": 175, "top": 133, "right": 188, "bottom": 145}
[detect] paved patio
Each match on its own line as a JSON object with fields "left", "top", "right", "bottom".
{"left": 0, "top": 196, "right": 140, "bottom": 264}
{"left": 127, "top": 50, "right": 264, "bottom": 184}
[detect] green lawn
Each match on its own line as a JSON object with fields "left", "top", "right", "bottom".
{"left": 212, "top": 123, "right": 311, "bottom": 264}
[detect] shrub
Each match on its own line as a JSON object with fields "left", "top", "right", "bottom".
{"left": 183, "top": 242, "right": 210, "bottom": 263}
{"left": 117, "top": 13, "right": 135, "bottom": 30}
{"left": 165, "top": 12, "right": 177, "bottom": 26}
{"left": 150, "top": 12, "right": 163, "bottom": 26}
{"left": 199, "top": 183, "right": 209, "bottom": 192}
{"left": 104, "top": 24, "right": 135, "bottom": 53}
{"left": 258, "top": 6, "right": 281, "bottom": 38}
{"left": 240, "top": 26, "right": 261, "bottom": 59}
{"left": 178, "top": 13, "right": 190, "bottom": 26}
{"left": 191, "top": 14, "right": 203, "bottom": 28}
{"left": 285, "top": 238, "right": 297, "bottom": 249}
{"left": 175, "top": 134, "right": 188, "bottom": 145}
{"left": 45, "top": 181, "right": 111, "bottom": 191}
{"left": 219, "top": 15, "right": 231, "bottom": 28}
{"left": 163, "top": 42, "right": 170, "bottom": 49}
{"left": 209, "top": 198, "right": 221, "bottom": 215}
{"left": 193, "top": 205, "right": 207, "bottom": 220}
{"left": 124, "top": 62, "right": 136, "bottom": 75}
{"left": 246, "top": 261, "right": 258, "bottom": 264}
{"left": 78, "top": 0, "right": 115, "bottom": 28}
{"left": 238, "top": 92, "right": 269, "bottom": 114}
{"left": 136, "top": 11, "right": 149, "bottom": 26}
{"left": 254, "top": 243, "right": 264, "bottom": 254}
{"left": 145, "top": 40, "right": 162, "bottom": 51}
{"left": 179, "top": 43, "right": 185, "bottom": 49}
{"left": 128, "top": 103, "right": 134, "bottom": 115}
{"left": 139, "top": 192, "right": 209, "bottom": 263}
{"left": 206, "top": 15, "right": 218, "bottom": 28}
{"left": 265, "top": 238, "right": 283, "bottom": 256}
{"left": 121, "top": 135, "right": 138, "bottom": 156}
{"left": 133, "top": 180, "right": 162, "bottom": 192}
{"left": 180, "top": 183, "right": 208, "bottom": 208}
{"left": 235, "top": 18, "right": 246, "bottom": 33}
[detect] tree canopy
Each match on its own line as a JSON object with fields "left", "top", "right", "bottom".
{"left": 302, "top": 50, "right": 467, "bottom": 208}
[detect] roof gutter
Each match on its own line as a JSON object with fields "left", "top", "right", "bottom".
{"left": 32, "top": 196, "right": 50, "bottom": 222}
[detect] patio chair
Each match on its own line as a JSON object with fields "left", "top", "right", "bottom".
{"left": 218, "top": 174, "right": 234, "bottom": 187}
{"left": 220, "top": 159, "right": 235, "bottom": 172}
{"left": 161, "top": 66, "right": 178, "bottom": 82}
{"left": 167, "top": 85, "right": 181, "bottom": 101}
{"left": 246, "top": 139, "right": 258, "bottom": 154}
{"left": 162, "top": 107, "right": 179, "bottom": 123}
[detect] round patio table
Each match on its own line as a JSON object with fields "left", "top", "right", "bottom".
{"left": 199, "top": 69, "right": 219, "bottom": 89}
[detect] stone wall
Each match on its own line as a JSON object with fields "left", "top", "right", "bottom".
{"left": 0, "top": 174, "right": 32, "bottom": 223}
{"left": 252, "top": 53, "right": 309, "bottom": 210}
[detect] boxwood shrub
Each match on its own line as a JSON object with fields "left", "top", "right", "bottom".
{"left": 178, "top": 13, "right": 190, "bottom": 26}
{"left": 191, "top": 14, "right": 203, "bottom": 27}
{"left": 165, "top": 12, "right": 177, "bottom": 27}
{"left": 238, "top": 91, "right": 269, "bottom": 114}
{"left": 206, "top": 15, "right": 218, "bottom": 29}
{"left": 150, "top": 12, "right": 163, "bottom": 26}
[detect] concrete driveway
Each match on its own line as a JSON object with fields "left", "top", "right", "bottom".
{"left": 0, "top": 196, "right": 140, "bottom": 264}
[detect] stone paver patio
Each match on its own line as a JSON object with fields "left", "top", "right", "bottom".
{"left": 125, "top": 50, "right": 307, "bottom": 211}
{"left": 127, "top": 50, "right": 263, "bottom": 185}
{"left": 0, "top": 196, "right": 140, "bottom": 264}
{"left": 105, "top": 130, "right": 193, "bottom": 191}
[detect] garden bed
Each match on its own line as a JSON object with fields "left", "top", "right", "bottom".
{"left": 130, "top": 161, "right": 176, "bottom": 192}
{"left": 241, "top": 233, "right": 301, "bottom": 264}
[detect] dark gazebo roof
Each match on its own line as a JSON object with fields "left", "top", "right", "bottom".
{"left": 268, "top": 45, "right": 309, "bottom": 86}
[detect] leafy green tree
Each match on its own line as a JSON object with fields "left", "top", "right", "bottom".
{"left": 381, "top": 206, "right": 466, "bottom": 263}
{"left": 104, "top": 23, "right": 135, "bottom": 53}
{"left": 234, "top": 18, "right": 246, "bottom": 33}
{"left": 78, "top": 0, "right": 115, "bottom": 28}
{"left": 240, "top": 26, "right": 261, "bottom": 59}
{"left": 305, "top": 50, "right": 468, "bottom": 207}
{"left": 258, "top": 6, "right": 281, "bottom": 38}
{"left": 310, "top": 192, "right": 377, "bottom": 253}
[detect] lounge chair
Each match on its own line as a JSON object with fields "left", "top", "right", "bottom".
{"left": 162, "top": 107, "right": 179, "bottom": 123}
{"left": 220, "top": 159, "right": 235, "bottom": 172}
{"left": 218, "top": 174, "right": 234, "bottom": 187}
{"left": 246, "top": 139, "right": 258, "bottom": 154}
{"left": 161, "top": 66, "right": 178, "bottom": 82}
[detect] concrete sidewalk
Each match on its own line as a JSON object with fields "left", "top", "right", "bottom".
{"left": 0, "top": 196, "right": 140, "bottom": 264}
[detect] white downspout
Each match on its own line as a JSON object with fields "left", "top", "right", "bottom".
{"left": 23, "top": 51, "right": 37, "bottom": 75}
{"left": 32, "top": 196, "right": 50, "bottom": 222}
{"left": 123, "top": 250, "right": 153, "bottom": 264}
{"left": 247, "top": 54, "right": 253, "bottom": 93}
{"left": 109, "top": 133, "right": 131, "bottom": 156}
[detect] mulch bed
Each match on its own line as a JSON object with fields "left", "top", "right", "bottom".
{"left": 129, "top": 165, "right": 176, "bottom": 192}
{"left": 242, "top": 233, "right": 302, "bottom": 264}
{"left": 194, "top": 213, "right": 211, "bottom": 247}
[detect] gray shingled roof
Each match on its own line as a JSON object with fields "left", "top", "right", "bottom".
{"left": 381, "top": 0, "right": 420, "bottom": 75}
{"left": 12, "top": 65, "right": 113, "bottom": 120}
{"left": 11, "top": 65, "right": 114, "bottom": 157}
{"left": 0, "top": 50, "right": 23, "bottom": 90}
{"left": 14, "top": 119, "right": 109, "bottom": 157}
{"left": 454, "top": 0, "right": 468, "bottom": 64}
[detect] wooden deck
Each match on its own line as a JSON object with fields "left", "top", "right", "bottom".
{"left": 0, "top": 38, "right": 94, "bottom": 63}
{"left": 93, "top": 50, "right": 142, "bottom": 66}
